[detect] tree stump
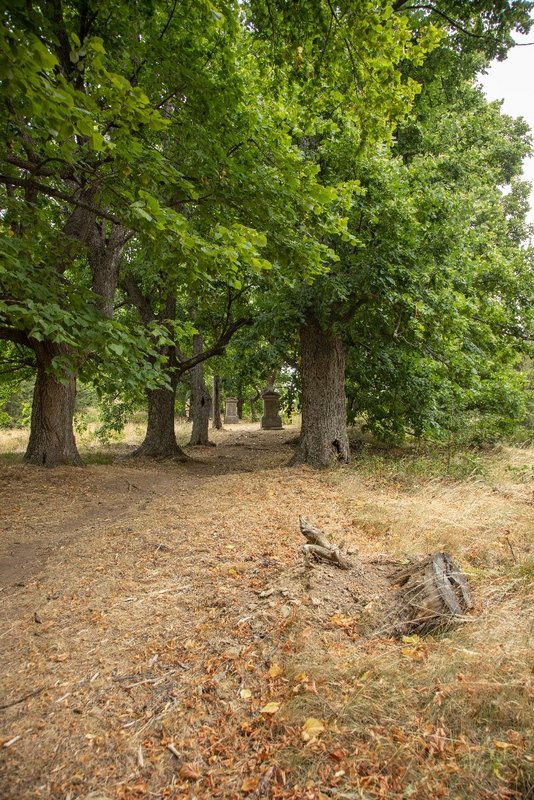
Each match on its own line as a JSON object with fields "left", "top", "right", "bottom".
{"left": 299, "top": 516, "right": 352, "bottom": 570}
{"left": 390, "top": 553, "right": 473, "bottom": 634}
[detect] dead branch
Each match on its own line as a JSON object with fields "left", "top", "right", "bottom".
{"left": 299, "top": 516, "right": 352, "bottom": 570}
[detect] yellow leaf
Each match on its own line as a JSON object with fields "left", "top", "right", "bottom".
{"left": 241, "top": 776, "right": 259, "bottom": 792}
{"left": 402, "top": 635, "right": 420, "bottom": 644}
{"left": 301, "top": 717, "right": 325, "bottom": 742}
{"left": 295, "top": 672, "right": 309, "bottom": 683}
{"left": 268, "top": 663, "right": 283, "bottom": 679}
{"left": 240, "top": 688, "right": 252, "bottom": 699}
{"left": 494, "top": 741, "right": 514, "bottom": 750}
{"left": 260, "top": 702, "right": 280, "bottom": 715}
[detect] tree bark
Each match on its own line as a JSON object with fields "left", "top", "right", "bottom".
{"left": 25, "top": 211, "right": 128, "bottom": 467}
{"left": 24, "top": 342, "right": 82, "bottom": 467}
{"left": 237, "top": 397, "right": 244, "bottom": 420}
{"left": 131, "top": 332, "right": 188, "bottom": 460}
{"left": 291, "top": 314, "right": 350, "bottom": 469}
{"left": 390, "top": 553, "right": 473, "bottom": 635}
{"left": 131, "top": 383, "right": 187, "bottom": 460}
{"left": 250, "top": 390, "right": 261, "bottom": 422}
{"left": 189, "top": 334, "right": 213, "bottom": 446}
{"left": 212, "top": 375, "right": 222, "bottom": 429}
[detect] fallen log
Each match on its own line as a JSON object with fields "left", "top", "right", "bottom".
{"left": 299, "top": 516, "right": 352, "bottom": 570}
{"left": 390, "top": 552, "right": 473, "bottom": 634}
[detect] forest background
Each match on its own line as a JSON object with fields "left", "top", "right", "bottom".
{"left": 0, "top": 0, "right": 533, "bottom": 467}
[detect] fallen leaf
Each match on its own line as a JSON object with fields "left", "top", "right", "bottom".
{"left": 260, "top": 702, "right": 280, "bottom": 715}
{"left": 240, "top": 688, "right": 252, "bottom": 699}
{"left": 301, "top": 717, "right": 325, "bottom": 742}
{"left": 241, "top": 776, "right": 260, "bottom": 792}
{"left": 179, "top": 762, "right": 202, "bottom": 780}
{"left": 329, "top": 749, "right": 345, "bottom": 761}
{"left": 267, "top": 663, "right": 283, "bottom": 679}
{"left": 329, "top": 614, "right": 356, "bottom": 629}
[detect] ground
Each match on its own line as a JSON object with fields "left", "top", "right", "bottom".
{"left": 0, "top": 422, "right": 533, "bottom": 800}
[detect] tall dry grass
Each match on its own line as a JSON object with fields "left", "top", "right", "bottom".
{"left": 272, "top": 445, "right": 533, "bottom": 799}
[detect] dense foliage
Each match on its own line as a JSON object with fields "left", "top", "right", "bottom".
{"left": 0, "top": 1, "right": 533, "bottom": 462}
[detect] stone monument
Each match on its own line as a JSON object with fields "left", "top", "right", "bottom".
{"left": 224, "top": 397, "right": 239, "bottom": 424}
{"left": 261, "top": 389, "right": 283, "bottom": 430}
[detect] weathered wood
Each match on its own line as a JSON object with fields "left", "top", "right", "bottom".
{"left": 299, "top": 516, "right": 352, "bottom": 570}
{"left": 390, "top": 552, "right": 472, "bottom": 634}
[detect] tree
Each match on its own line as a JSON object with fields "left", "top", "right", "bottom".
{"left": 0, "top": 1, "right": 258, "bottom": 465}
{"left": 285, "top": 2, "right": 533, "bottom": 467}
{"left": 0, "top": 0, "right": 364, "bottom": 465}
{"left": 188, "top": 333, "right": 214, "bottom": 447}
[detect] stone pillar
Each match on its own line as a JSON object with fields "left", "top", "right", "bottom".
{"left": 224, "top": 397, "right": 240, "bottom": 424}
{"left": 261, "top": 389, "right": 283, "bottom": 430}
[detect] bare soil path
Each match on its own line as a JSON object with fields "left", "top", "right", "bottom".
{"left": 1, "top": 425, "right": 532, "bottom": 800}
{"left": 0, "top": 425, "right": 378, "bottom": 799}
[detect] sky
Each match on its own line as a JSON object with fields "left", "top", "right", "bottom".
{"left": 478, "top": 32, "right": 534, "bottom": 222}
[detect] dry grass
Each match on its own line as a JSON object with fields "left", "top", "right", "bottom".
{"left": 0, "top": 425, "right": 532, "bottom": 799}
{"left": 268, "top": 444, "right": 534, "bottom": 799}
{"left": 0, "top": 417, "right": 194, "bottom": 464}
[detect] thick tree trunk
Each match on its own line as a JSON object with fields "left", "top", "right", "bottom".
{"left": 291, "top": 314, "right": 350, "bottom": 469}
{"left": 212, "top": 375, "right": 222, "bottom": 429}
{"left": 131, "top": 337, "right": 187, "bottom": 460}
{"left": 189, "top": 334, "right": 213, "bottom": 446}
{"left": 24, "top": 343, "right": 82, "bottom": 467}
{"left": 132, "top": 385, "right": 187, "bottom": 460}
{"left": 26, "top": 210, "right": 127, "bottom": 467}
{"left": 237, "top": 397, "right": 244, "bottom": 420}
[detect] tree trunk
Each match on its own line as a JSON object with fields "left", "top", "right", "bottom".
{"left": 25, "top": 210, "right": 128, "bottom": 467}
{"left": 237, "top": 397, "right": 244, "bottom": 420}
{"left": 291, "top": 314, "right": 350, "bottom": 469}
{"left": 132, "top": 384, "right": 187, "bottom": 460}
{"left": 250, "top": 390, "right": 261, "bottom": 422}
{"left": 189, "top": 334, "right": 213, "bottom": 446}
{"left": 24, "top": 343, "right": 82, "bottom": 467}
{"left": 212, "top": 375, "right": 222, "bottom": 429}
{"left": 131, "top": 337, "right": 187, "bottom": 460}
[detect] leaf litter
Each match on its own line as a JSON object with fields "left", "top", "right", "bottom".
{"left": 0, "top": 425, "right": 532, "bottom": 799}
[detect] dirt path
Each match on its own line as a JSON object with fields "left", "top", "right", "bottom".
{"left": 2, "top": 426, "right": 532, "bottom": 800}
{"left": 0, "top": 425, "right": 375, "bottom": 799}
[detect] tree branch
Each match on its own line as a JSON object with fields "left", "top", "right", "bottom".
{"left": 122, "top": 274, "right": 155, "bottom": 326}
{"left": 0, "top": 327, "right": 31, "bottom": 347}
{"left": 176, "top": 317, "right": 251, "bottom": 375}
{"left": 0, "top": 174, "right": 122, "bottom": 224}
{"left": 395, "top": 4, "right": 494, "bottom": 41}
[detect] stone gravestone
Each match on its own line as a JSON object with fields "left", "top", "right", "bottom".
{"left": 261, "top": 389, "right": 283, "bottom": 430}
{"left": 224, "top": 397, "right": 240, "bottom": 424}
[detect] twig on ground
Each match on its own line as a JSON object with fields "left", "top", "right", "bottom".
{"left": 0, "top": 686, "right": 46, "bottom": 710}
{"left": 166, "top": 742, "right": 181, "bottom": 759}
